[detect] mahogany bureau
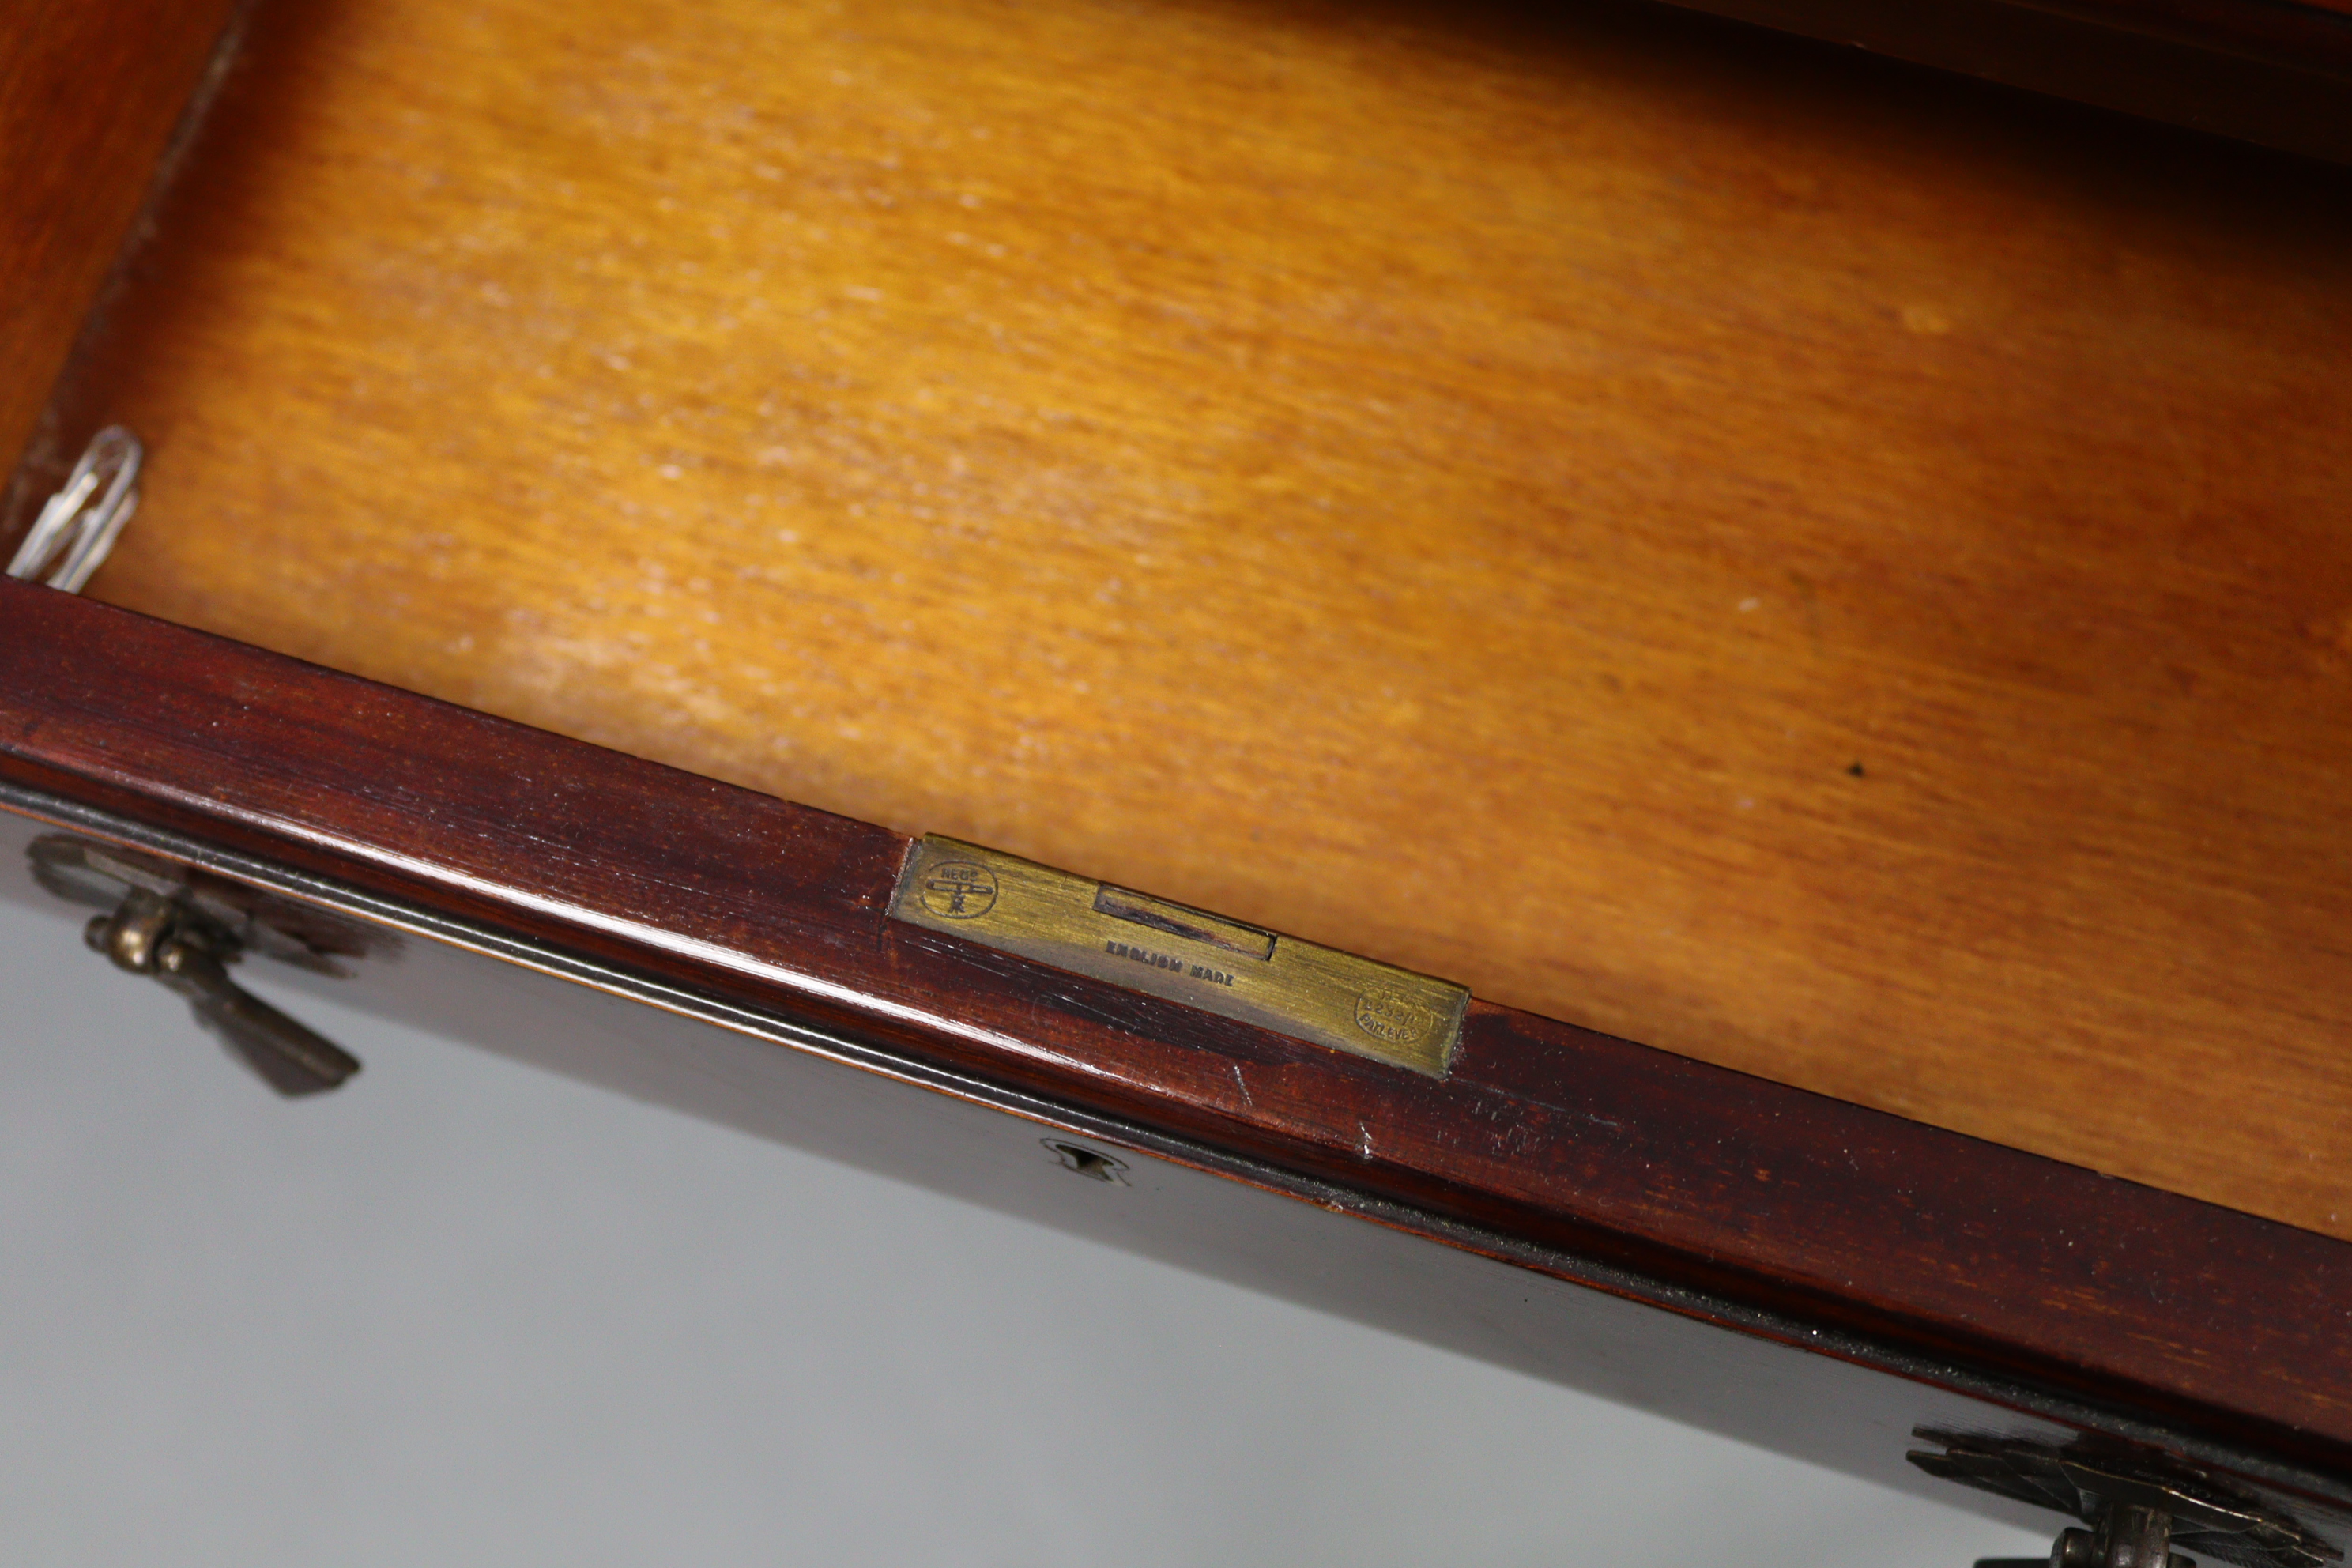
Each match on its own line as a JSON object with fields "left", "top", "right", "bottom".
{"left": 3, "top": 0, "right": 2349, "bottom": 1554}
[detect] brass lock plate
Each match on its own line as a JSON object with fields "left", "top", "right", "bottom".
{"left": 888, "top": 836, "right": 1468, "bottom": 1076}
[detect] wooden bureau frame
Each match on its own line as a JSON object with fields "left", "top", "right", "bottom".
{"left": 3, "top": 0, "right": 2349, "bottom": 1548}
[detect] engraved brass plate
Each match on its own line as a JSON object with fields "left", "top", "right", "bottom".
{"left": 889, "top": 836, "right": 1468, "bottom": 1076}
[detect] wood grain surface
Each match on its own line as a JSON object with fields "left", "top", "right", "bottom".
{"left": 6, "top": 579, "right": 2352, "bottom": 1482}
{"left": 0, "top": 0, "right": 241, "bottom": 502}
{"left": 37, "top": 0, "right": 2352, "bottom": 1240}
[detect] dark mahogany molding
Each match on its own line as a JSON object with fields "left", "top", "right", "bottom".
{"left": 1682, "top": 0, "right": 2352, "bottom": 164}
{"left": 2, "top": 578, "right": 2348, "bottom": 1479}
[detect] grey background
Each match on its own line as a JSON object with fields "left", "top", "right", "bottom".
{"left": 0, "top": 891, "right": 2045, "bottom": 1567}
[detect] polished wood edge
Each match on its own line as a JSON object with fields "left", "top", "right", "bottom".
{"left": 22, "top": 771, "right": 2352, "bottom": 1544}
{"left": 2, "top": 577, "right": 2346, "bottom": 1475}
{"left": 1970, "top": 0, "right": 2352, "bottom": 71}
{"left": 1679, "top": 0, "right": 2352, "bottom": 163}
{"left": 12, "top": 766, "right": 2352, "bottom": 1526}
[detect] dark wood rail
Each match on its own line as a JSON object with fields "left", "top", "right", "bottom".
{"left": 1681, "top": 0, "right": 2352, "bottom": 161}
{"left": 3, "top": 579, "right": 2346, "bottom": 1491}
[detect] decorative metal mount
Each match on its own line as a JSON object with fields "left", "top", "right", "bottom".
{"left": 31, "top": 835, "right": 367, "bottom": 1097}
{"left": 1909, "top": 1432, "right": 2343, "bottom": 1568}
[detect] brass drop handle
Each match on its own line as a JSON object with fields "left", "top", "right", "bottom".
{"left": 85, "top": 887, "right": 360, "bottom": 1096}
{"left": 1977, "top": 1509, "right": 2198, "bottom": 1568}
{"left": 1911, "top": 1432, "right": 2332, "bottom": 1568}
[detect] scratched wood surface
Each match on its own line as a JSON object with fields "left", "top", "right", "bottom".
{"left": 44, "top": 0, "right": 2352, "bottom": 1238}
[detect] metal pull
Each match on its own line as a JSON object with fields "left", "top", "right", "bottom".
{"left": 1911, "top": 1431, "right": 2339, "bottom": 1568}
{"left": 6, "top": 425, "right": 143, "bottom": 594}
{"left": 1976, "top": 1506, "right": 2196, "bottom": 1568}
{"left": 85, "top": 887, "right": 360, "bottom": 1097}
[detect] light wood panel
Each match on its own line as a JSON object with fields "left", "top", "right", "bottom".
{"left": 51, "top": 0, "right": 2352, "bottom": 1235}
